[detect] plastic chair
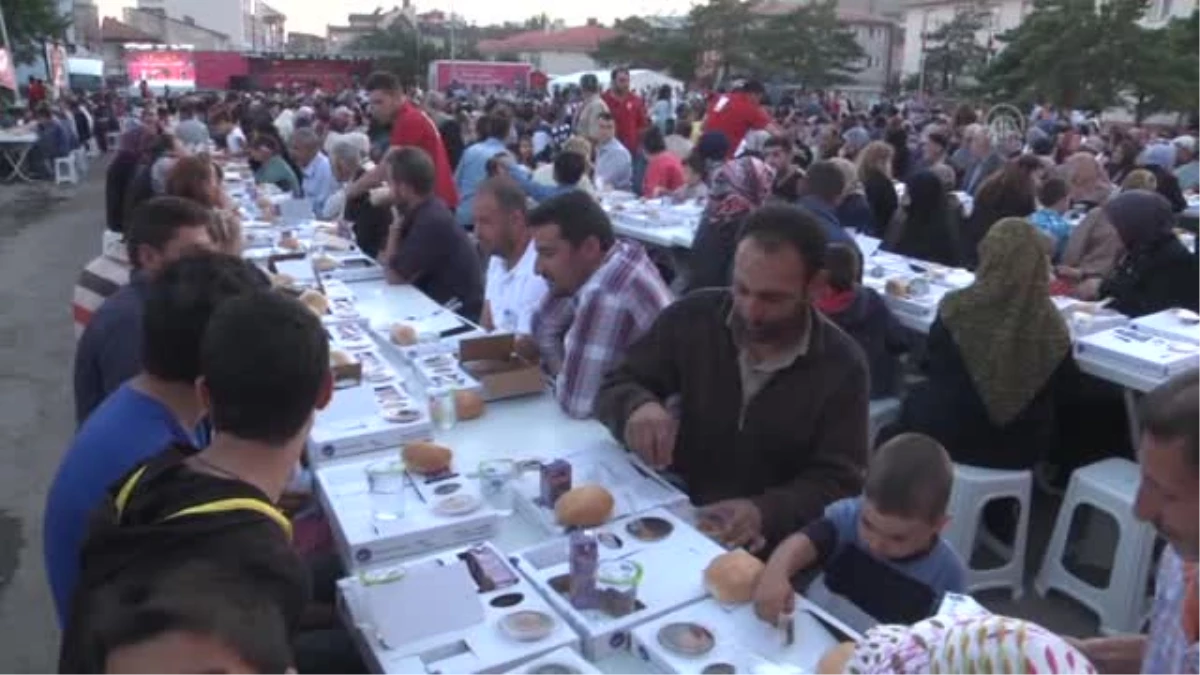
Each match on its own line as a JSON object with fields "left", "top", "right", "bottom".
{"left": 1034, "top": 458, "right": 1158, "bottom": 635}
{"left": 74, "top": 148, "right": 88, "bottom": 176}
{"left": 54, "top": 156, "right": 78, "bottom": 185}
{"left": 944, "top": 464, "right": 1033, "bottom": 599}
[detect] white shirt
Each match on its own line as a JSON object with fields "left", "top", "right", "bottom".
{"left": 484, "top": 241, "right": 548, "bottom": 335}
{"left": 226, "top": 126, "right": 246, "bottom": 154}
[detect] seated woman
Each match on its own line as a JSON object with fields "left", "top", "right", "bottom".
{"left": 1057, "top": 169, "right": 1156, "bottom": 300}
{"left": 830, "top": 158, "right": 877, "bottom": 234}
{"left": 858, "top": 141, "right": 898, "bottom": 236}
{"left": 878, "top": 218, "right": 1074, "bottom": 470}
{"left": 1063, "top": 151, "right": 1114, "bottom": 212}
{"left": 884, "top": 170, "right": 962, "bottom": 267}
{"left": 961, "top": 162, "right": 1036, "bottom": 268}
{"left": 641, "top": 126, "right": 686, "bottom": 197}
{"left": 686, "top": 155, "right": 773, "bottom": 292}
{"left": 249, "top": 134, "right": 301, "bottom": 195}
{"left": 1099, "top": 189, "right": 1199, "bottom": 316}
{"left": 164, "top": 155, "right": 243, "bottom": 256}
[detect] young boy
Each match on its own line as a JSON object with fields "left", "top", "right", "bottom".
{"left": 816, "top": 243, "right": 909, "bottom": 400}
{"left": 1029, "top": 176, "right": 1072, "bottom": 262}
{"left": 670, "top": 152, "right": 709, "bottom": 203}
{"left": 754, "top": 432, "right": 965, "bottom": 629}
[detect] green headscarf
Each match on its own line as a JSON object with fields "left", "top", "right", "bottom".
{"left": 939, "top": 218, "right": 1071, "bottom": 426}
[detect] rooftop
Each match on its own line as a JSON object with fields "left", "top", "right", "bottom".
{"left": 477, "top": 24, "right": 620, "bottom": 54}
{"left": 100, "top": 16, "right": 160, "bottom": 43}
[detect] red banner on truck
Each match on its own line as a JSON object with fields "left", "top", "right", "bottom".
{"left": 429, "top": 60, "right": 532, "bottom": 92}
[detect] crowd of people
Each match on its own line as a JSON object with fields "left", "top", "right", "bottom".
{"left": 36, "top": 65, "right": 1200, "bottom": 673}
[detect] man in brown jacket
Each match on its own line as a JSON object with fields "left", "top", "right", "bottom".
{"left": 594, "top": 204, "right": 869, "bottom": 553}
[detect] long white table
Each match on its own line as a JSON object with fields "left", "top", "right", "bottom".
{"left": 0, "top": 132, "right": 39, "bottom": 182}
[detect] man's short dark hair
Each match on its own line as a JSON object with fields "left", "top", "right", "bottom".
{"left": 866, "top": 432, "right": 953, "bottom": 522}
{"left": 126, "top": 196, "right": 214, "bottom": 269}
{"left": 684, "top": 151, "right": 706, "bottom": 176}
{"left": 476, "top": 176, "right": 528, "bottom": 215}
{"left": 528, "top": 191, "right": 615, "bottom": 250}
{"left": 738, "top": 204, "right": 828, "bottom": 281}
{"left": 88, "top": 562, "right": 291, "bottom": 674}
{"left": 201, "top": 291, "right": 328, "bottom": 445}
{"left": 741, "top": 80, "right": 766, "bottom": 96}
{"left": 364, "top": 71, "right": 401, "bottom": 93}
{"left": 610, "top": 67, "right": 629, "bottom": 82}
{"left": 1139, "top": 369, "right": 1199, "bottom": 468}
{"left": 1038, "top": 176, "right": 1069, "bottom": 207}
{"left": 387, "top": 147, "right": 435, "bottom": 196}
{"left": 552, "top": 152, "right": 586, "bottom": 186}
{"left": 805, "top": 160, "right": 846, "bottom": 202}
{"left": 642, "top": 126, "right": 667, "bottom": 154}
{"left": 141, "top": 253, "right": 268, "bottom": 384}
{"left": 826, "top": 242, "right": 862, "bottom": 292}
{"left": 764, "top": 135, "right": 793, "bottom": 154}
{"left": 580, "top": 73, "right": 600, "bottom": 93}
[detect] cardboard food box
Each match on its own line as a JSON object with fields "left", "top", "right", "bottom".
{"left": 318, "top": 251, "right": 386, "bottom": 283}
{"left": 504, "top": 647, "right": 600, "bottom": 674}
{"left": 512, "top": 449, "right": 688, "bottom": 537}
{"left": 317, "top": 453, "right": 503, "bottom": 569}
{"left": 1074, "top": 326, "right": 1200, "bottom": 379}
{"left": 269, "top": 255, "right": 320, "bottom": 291}
{"left": 514, "top": 508, "right": 725, "bottom": 660}
{"left": 337, "top": 542, "right": 580, "bottom": 673}
{"left": 1131, "top": 308, "right": 1200, "bottom": 345}
{"left": 459, "top": 334, "right": 544, "bottom": 401}
{"left": 629, "top": 596, "right": 859, "bottom": 675}
{"left": 306, "top": 380, "right": 432, "bottom": 465}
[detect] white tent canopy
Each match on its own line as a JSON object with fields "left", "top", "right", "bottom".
{"left": 548, "top": 68, "right": 684, "bottom": 95}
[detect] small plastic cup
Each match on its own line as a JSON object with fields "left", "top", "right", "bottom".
{"left": 366, "top": 460, "right": 406, "bottom": 522}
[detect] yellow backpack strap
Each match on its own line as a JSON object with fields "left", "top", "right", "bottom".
{"left": 163, "top": 498, "right": 293, "bottom": 541}
{"left": 113, "top": 465, "right": 149, "bottom": 519}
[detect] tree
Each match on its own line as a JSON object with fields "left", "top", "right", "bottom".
{"left": 1, "top": 0, "right": 71, "bottom": 63}
{"left": 918, "top": 4, "right": 991, "bottom": 95}
{"left": 755, "top": 0, "right": 865, "bottom": 89}
{"left": 975, "top": 0, "right": 1146, "bottom": 110}
{"left": 346, "top": 23, "right": 448, "bottom": 88}
{"left": 1122, "top": 11, "right": 1199, "bottom": 121}
{"left": 591, "top": 15, "right": 699, "bottom": 80}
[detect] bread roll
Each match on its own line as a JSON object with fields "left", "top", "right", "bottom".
{"left": 390, "top": 323, "right": 418, "bottom": 346}
{"left": 554, "top": 485, "right": 614, "bottom": 527}
{"left": 703, "top": 549, "right": 765, "bottom": 605}
{"left": 298, "top": 290, "right": 329, "bottom": 317}
{"left": 454, "top": 390, "right": 485, "bottom": 421}
{"left": 884, "top": 278, "right": 909, "bottom": 298}
{"left": 278, "top": 234, "right": 302, "bottom": 251}
{"left": 269, "top": 272, "right": 296, "bottom": 289}
{"left": 313, "top": 254, "right": 340, "bottom": 272}
{"left": 330, "top": 350, "right": 355, "bottom": 367}
{"left": 402, "top": 442, "right": 453, "bottom": 475}
{"left": 816, "top": 642, "right": 856, "bottom": 674}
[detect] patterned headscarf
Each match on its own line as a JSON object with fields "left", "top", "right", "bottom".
{"left": 842, "top": 614, "right": 1096, "bottom": 674}
{"left": 703, "top": 156, "right": 773, "bottom": 227}
{"left": 939, "top": 218, "right": 1071, "bottom": 426}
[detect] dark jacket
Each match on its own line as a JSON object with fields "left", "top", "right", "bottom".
{"left": 58, "top": 443, "right": 308, "bottom": 673}
{"left": 881, "top": 318, "right": 1074, "bottom": 470}
{"left": 594, "top": 290, "right": 868, "bottom": 547}
{"left": 797, "top": 195, "right": 855, "bottom": 248}
{"left": 687, "top": 213, "right": 745, "bottom": 293}
{"left": 343, "top": 167, "right": 392, "bottom": 259}
{"left": 862, "top": 169, "right": 898, "bottom": 237}
{"left": 73, "top": 272, "right": 149, "bottom": 425}
{"left": 1100, "top": 237, "right": 1199, "bottom": 317}
{"left": 820, "top": 288, "right": 908, "bottom": 399}
{"left": 389, "top": 197, "right": 483, "bottom": 322}
{"left": 836, "top": 192, "right": 877, "bottom": 234}
{"left": 105, "top": 152, "right": 140, "bottom": 233}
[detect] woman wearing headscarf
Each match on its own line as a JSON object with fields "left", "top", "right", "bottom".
{"left": 879, "top": 219, "right": 1074, "bottom": 470}
{"left": 1063, "top": 152, "right": 1114, "bottom": 211}
{"left": 685, "top": 156, "right": 773, "bottom": 292}
{"left": 1099, "top": 190, "right": 1199, "bottom": 317}
{"left": 1105, "top": 138, "right": 1140, "bottom": 185}
{"left": 1139, "top": 141, "right": 1189, "bottom": 213}
{"left": 884, "top": 170, "right": 962, "bottom": 267}
{"left": 1056, "top": 169, "right": 1157, "bottom": 300}
{"left": 961, "top": 162, "right": 1037, "bottom": 268}
{"left": 830, "top": 158, "right": 876, "bottom": 233}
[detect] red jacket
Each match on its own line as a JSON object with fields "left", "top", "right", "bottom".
{"left": 602, "top": 91, "right": 648, "bottom": 155}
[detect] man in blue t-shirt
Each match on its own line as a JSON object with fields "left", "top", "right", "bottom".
{"left": 74, "top": 197, "right": 217, "bottom": 426}
{"left": 44, "top": 252, "right": 268, "bottom": 625}
{"left": 754, "top": 432, "right": 965, "bottom": 629}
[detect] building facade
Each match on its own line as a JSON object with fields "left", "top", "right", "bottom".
{"left": 326, "top": 5, "right": 416, "bottom": 53}
{"left": 476, "top": 23, "right": 619, "bottom": 76}
{"left": 123, "top": 7, "right": 233, "bottom": 50}
{"left": 133, "top": 0, "right": 284, "bottom": 50}
{"left": 286, "top": 32, "right": 329, "bottom": 53}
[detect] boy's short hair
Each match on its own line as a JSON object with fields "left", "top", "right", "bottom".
{"left": 1038, "top": 176, "right": 1069, "bottom": 207}
{"left": 825, "top": 242, "right": 862, "bottom": 292}
{"left": 865, "top": 433, "right": 953, "bottom": 522}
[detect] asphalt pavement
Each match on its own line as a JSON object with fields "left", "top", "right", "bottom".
{"left": 0, "top": 169, "right": 102, "bottom": 671}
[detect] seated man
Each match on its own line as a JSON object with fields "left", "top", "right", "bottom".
{"left": 380, "top": 147, "right": 484, "bottom": 322}
{"left": 74, "top": 197, "right": 217, "bottom": 425}
{"left": 48, "top": 253, "right": 266, "bottom": 626}
{"left": 289, "top": 127, "right": 336, "bottom": 215}
{"left": 529, "top": 191, "right": 673, "bottom": 418}
{"left": 594, "top": 204, "right": 868, "bottom": 551}
{"left": 59, "top": 290, "right": 334, "bottom": 673}
{"left": 593, "top": 113, "right": 633, "bottom": 191}
{"left": 474, "top": 176, "right": 548, "bottom": 334}
{"left": 509, "top": 151, "right": 587, "bottom": 203}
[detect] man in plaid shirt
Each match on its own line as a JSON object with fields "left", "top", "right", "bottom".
{"left": 528, "top": 191, "right": 673, "bottom": 418}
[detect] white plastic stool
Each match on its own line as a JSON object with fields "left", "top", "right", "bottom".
{"left": 74, "top": 148, "right": 88, "bottom": 175}
{"left": 54, "top": 156, "right": 78, "bottom": 185}
{"left": 944, "top": 464, "right": 1033, "bottom": 598}
{"left": 1034, "top": 458, "right": 1157, "bottom": 635}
